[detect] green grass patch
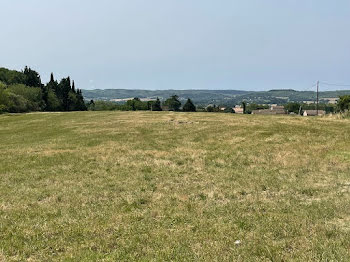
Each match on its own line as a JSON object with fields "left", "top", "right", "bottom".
{"left": 1, "top": 111, "right": 350, "bottom": 261}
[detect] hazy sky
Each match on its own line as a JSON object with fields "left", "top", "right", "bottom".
{"left": 1, "top": 0, "right": 349, "bottom": 91}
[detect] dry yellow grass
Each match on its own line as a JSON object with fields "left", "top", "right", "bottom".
{"left": 1, "top": 111, "right": 350, "bottom": 261}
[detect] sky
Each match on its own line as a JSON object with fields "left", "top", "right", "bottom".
{"left": 1, "top": 0, "right": 350, "bottom": 91}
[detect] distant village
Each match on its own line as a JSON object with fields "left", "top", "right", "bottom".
{"left": 86, "top": 92, "right": 346, "bottom": 115}
{"left": 218, "top": 104, "right": 327, "bottom": 117}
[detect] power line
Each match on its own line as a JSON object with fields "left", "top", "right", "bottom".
{"left": 302, "top": 83, "right": 318, "bottom": 92}
{"left": 320, "top": 81, "right": 350, "bottom": 87}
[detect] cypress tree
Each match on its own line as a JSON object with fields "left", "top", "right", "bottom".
{"left": 50, "top": 73, "right": 54, "bottom": 83}
{"left": 58, "top": 77, "right": 72, "bottom": 111}
{"left": 72, "top": 81, "right": 76, "bottom": 93}
{"left": 242, "top": 102, "right": 247, "bottom": 114}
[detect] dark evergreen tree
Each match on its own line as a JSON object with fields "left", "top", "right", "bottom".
{"left": 58, "top": 77, "right": 72, "bottom": 111}
{"left": 152, "top": 97, "right": 162, "bottom": 111}
{"left": 72, "top": 81, "right": 76, "bottom": 93}
{"left": 147, "top": 101, "right": 152, "bottom": 110}
{"left": 50, "top": 72, "right": 54, "bottom": 83}
{"left": 182, "top": 98, "right": 196, "bottom": 112}
{"left": 23, "top": 66, "right": 42, "bottom": 87}
{"left": 42, "top": 86, "right": 49, "bottom": 111}
{"left": 242, "top": 101, "right": 247, "bottom": 114}
{"left": 46, "top": 73, "right": 61, "bottom": 110}
{"left": 76, "top": 89, "right": 87, "bottom": 111}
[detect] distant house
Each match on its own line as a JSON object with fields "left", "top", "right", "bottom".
{"left": 303, "top": 110, "right": 326, "bottom": 116}
{"left": 161, "top": 105, "right": 170, "bottom": 111}
{"left": 233, "top": 105, "right": 244, "bottom": 114}
{"left": 303, "top": 101, "right": 315, "bottom": 105}
{"left": 271, "top": 105, "right": 285, "bottom": 110}
{"left": 252, "top": 105, "right": 287, "bottom": 115}
{"left": 219, "top": 107, "right": 226, "bottom": 111}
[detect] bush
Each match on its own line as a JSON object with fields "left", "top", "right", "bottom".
{"left": 0, "top": 104, "right": 7, "bottom": 113}
{"left": 5, "top": 92, "right": 29, "bottom": 113}
{"left": 337, "top": 95, "right": 350, "bottom": 112}
{"left": 7, "top": 84, "right": 43, "bottom": 111}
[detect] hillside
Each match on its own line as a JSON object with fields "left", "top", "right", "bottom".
{"left": 82, "top": 89, "right": 249, "bottom": 105}
{"left": 82, "top": 88, "right": 350, "bottom": 106}
{"left": 1, "top": 111, "right": 350, "bottom": 260}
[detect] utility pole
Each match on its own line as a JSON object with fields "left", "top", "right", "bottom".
{"left": 316, "top": 81, "right": 319, "bottom": 116}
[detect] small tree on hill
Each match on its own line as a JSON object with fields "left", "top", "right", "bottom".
{"left": 164, "top": 95, "right": 181, "bottom": 111}
{"left": 223, "top": 107, "right": 234, "bottom": 113}
{"left": 183, "top": 98, "right": 196, "bottom": 112}
{"left": 152, "top": 97, "right": 162, "bottom": 111}
{"left": 242, "top": 101, "right": 247, "bottom": 114}
{"left": 337, "top": 95, "right": 350, "bottom": 112}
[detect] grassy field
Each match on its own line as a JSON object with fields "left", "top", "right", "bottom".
{"left": 1, "top": 111, "right": 350, "bottom": 261}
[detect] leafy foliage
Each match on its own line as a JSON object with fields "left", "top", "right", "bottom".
{"left": 245, "top": 103, "right": 268, "bottom": 114}
{"left": 164, "top": 95, "right": 181, "bottom": 111}
{"left": 151, "top": 98, "right": 162, "bottom": 111}
{"left": 23, "top": 66, "right": 42, "bottom": 87}
{"left": 126, "top": 98, "right": 149, "bottom": 111}
{"left": 284, "top": 102, "right": 301, "bottom": 114}
{"left": 0, "top": 67, "right": 87, "bottom": 113}
{"left": 337, "top": 95, "right": 350, "bottom": 112}
{"left": 183, "top": 98, "right": 196, "bottom": 112}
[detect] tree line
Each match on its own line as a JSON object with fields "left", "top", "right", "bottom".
{"left": 0, "top": 67, "right": 86, "bottom": 113}
{"left": 87, "top": 97, "right": 347, "bottom": 114}
{"left": 88, "top": 95, "right": 197, "bottom": 112}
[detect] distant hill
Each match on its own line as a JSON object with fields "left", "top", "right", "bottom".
{"left": 82, "top": 89, "right": 249, "bottom": 106}
{"left": 82, "top": 88, "right": 350, "bottom": 106}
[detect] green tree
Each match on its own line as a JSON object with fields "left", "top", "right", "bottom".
{"left": 284, "top": 102, "right": 301, "bottom": 114}
{"left": 182, "top": 98, "right": 196, "bottom": 112}
{"left": 206, "top": 104, "right": 219, "bottom": 112}
{"left": 46, "top": 73, "right": 62, "bottom": 111}
{"left": 242, "top": 102, "right": 247, "bottom": 114}
{"left": 76, "top": 89, "right": 87, "bottom": 111}
{"left": 0, "top": 68, "right": 26, "bottom": 85}
{"left": 7, "top": 84, "right": 43, "bottom": 111}
{"left": 0, "top": 67, "right": 87, "bottom": 113}
{"left": 151, "top": 98, "right": 162, "bottom": 111}
{"left": 164, "top": 95, "right": 181, "bottom": 111}
{"left": 72, "top": 81, "right": 76, "bottom": 93}
{"left": 337, "top": 95, "right": 350, "bottom": 112}
{"left": 58, "top": 77, "right": 72, "bottom": 111}
{"left": 23, "top": 66, "right": 42, "bottom": 87}
{"left": 126, "top": 97, "right": 148, "bottom": 111}
{"left": 87, "top": 100, "right": 95, "bottom": 110}
{"left": 4, "top": 92, "right": 29, "bottom": 113}
{"left": 223, "top": 107, "right": 234, "bottom": 113}
{"left": 46, "top": 89, "right": 61, "bottom": 111}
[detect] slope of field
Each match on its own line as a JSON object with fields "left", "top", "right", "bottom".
{"left": 1, "top": 112, "right": 350, "bottom": 261}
